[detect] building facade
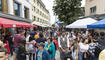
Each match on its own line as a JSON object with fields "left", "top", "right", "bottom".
{"left": 85, "top": 0, "right": 105, "bottom": 16}
{"left": 31, "top": 0, "right": 51, "bottom": 27}
{"left": 0, "top": 0, "right": 31, "bottom": 23}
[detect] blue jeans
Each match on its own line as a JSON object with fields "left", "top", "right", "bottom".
{"left": 91, "top": 53, "right": 98, "bottom": 60}
{"left": 79, "top": 52, "right": 83, "bottom": 60}
{"left": 14, "top": 48, "right": 19, "bottom": 54}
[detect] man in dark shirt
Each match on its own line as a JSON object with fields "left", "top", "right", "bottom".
{"left": 96, "top": 32, "right": 105, "bottom": 58}
{"left": 36, "top": 33, "right": 45, "bottom": 43}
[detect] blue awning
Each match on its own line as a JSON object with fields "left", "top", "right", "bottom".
{"left": 88, "top": 18, "right": 105, "bottom": 29}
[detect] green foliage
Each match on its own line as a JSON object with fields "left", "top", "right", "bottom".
{"left": 53, "top": 0, "right": 83, "bottom": 24}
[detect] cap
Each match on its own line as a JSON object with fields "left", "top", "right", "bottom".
{"left": 38, "top": 42, "right": 45, "bottom": 47}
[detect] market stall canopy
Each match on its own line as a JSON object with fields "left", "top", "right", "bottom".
{"left": 66, "top": 18, "right": 97, "bottom": 28}
{"left": 0, "top": 17, "right": 37, "bottom": 28}
{"left": 21, "top": 22, "right": 37, "bottom": 28}
{"left": 87, "top": 18, "right": 105, "bottom": 29}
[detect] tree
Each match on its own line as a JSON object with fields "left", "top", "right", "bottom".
{"left": 53, "top": 0, "right": 83, "bottom": 25}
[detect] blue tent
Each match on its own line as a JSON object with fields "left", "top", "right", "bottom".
{"left": 88, "top": 18, "right": 105, "bottom": 29}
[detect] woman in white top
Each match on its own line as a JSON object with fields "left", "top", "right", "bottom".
{"left": 78, "top": 38, "right": 89, "bottom": 60}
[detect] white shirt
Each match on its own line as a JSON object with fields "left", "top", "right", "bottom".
{"left": 26, "top": 35, "right": 30, "bottom": 48}
{"left": 26, "top": 35, "right": 30, "bottom": 42}
{"left": 58, "top": 36, "right": 70, "bottom": 48}
{"left": 79, "top": 42, "right": 89, "bottom": 52}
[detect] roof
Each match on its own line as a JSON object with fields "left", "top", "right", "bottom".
{"left": 38, "top": 0, "right": 49, "bottom": 13}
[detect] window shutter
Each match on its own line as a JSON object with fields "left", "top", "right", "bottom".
{"left": 26, "top": 8, "right": 29, "bottom": 19}
{"left": 2, "top": 0, "right": 8, "bottom": 13}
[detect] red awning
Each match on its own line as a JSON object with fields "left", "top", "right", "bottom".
{"left": 0, "top": 17, "right": 24, "bottom": 28}
{"left": 21, "top": 22, "right": 37, "bottom": 28}
{"left": 0, "top": 17, "right": 37, "bottom": 28}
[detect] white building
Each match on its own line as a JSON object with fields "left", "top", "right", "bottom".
{"left": 8, "top": 0, "right": 32, "bottom": 20}
{"left": 85, "top": 0, "right": 105, "bottom": 16}
{"left": 31, "top": 0, "right": 51, "bottom": 27}
{"left": 0, "top": 0, "right": 31, "bottom": 23}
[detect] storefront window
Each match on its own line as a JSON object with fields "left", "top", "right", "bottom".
{"left": 0, "top": 0, "right": 2, "bottom": 11}
{"left": 14, "top": 2, "right": 20, "bottom": 16}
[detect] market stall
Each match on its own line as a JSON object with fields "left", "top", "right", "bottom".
{"left": 66, "top": 18, "right": 97, "bottom": 28}
{"left": 88, "top": 18, "right": 105, "bottom": 29}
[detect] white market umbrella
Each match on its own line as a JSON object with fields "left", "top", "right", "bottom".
{"left": 66, "top": 18, "right": 97, "bottom": 28}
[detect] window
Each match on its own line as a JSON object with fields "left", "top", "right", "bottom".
{"left": 32, "top": 6, "right": 34, "bottom": 11}
{"left": 90, "top": 6, "right": 96, "bottom": 15}
{"left": 37, "top": 18, "right": 39, "bottom": 22}
{"left": 14, "top": 2, "right": 20, "bottom": 16}
{"left": 34, "top": 7, "right": 35, "bottom": 12}
{"left": 34, "top": 16, "right": 36, "bottom": 21}
{"left": 24, "top": 7, "right": 29, "bottom": 19}
{"left": 24, "top": 7, "right": 27, "bottom": 18}
{"left": 0, "top": 0, "right": 2, "bottom": 11}
{"left": 37, "top": 9, "right": 39, "bottom": 14}
{"left": 40, "top": 11, "right": 41, "bottom": 15}
{"left": 34, "top": 0, "right": 35, "bottom": 2}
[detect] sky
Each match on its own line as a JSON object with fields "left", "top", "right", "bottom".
{"left": 42, "top": 0, "right": 86, "bottom": 24}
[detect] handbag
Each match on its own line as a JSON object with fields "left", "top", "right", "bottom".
{"left": 28, "top": 44, "right": 34, "bottom": 51}
{"left": 48, "top": 50, "right": 53, "bottom": 54}
{"left": 83, "top": 52, "right": 91, "bottom": 60}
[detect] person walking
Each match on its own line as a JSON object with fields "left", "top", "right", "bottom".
{"left": 36, "top": 42, "right": 50, "bottom": 60}
{"left": 45, "top": 38, "right": 56, "bottom": 60}
{"left": 89, "top": 36, "right": 98, "bottom": 60}
{"left": 13, "top": 30, "right": 25, "bottom": 60}
{"left": 97, "top": 32, "right": 105, "bottom": 58}
{"left": 36, "top": 33, "right": 45, "bottom": 43}
{"left": 78, "top": 38, "right": 89, "bottom": 60}
{"left": 28, "top": 34, "right": 36, "bottom": 60}
{"left": 6, "top": 32, "right": 13, "bottom": 56}
{"left": 58, "top": 32, "right": 70, "bottom": 60}
{"left": 17, "top": 40, "right": 28, "bottom": 60}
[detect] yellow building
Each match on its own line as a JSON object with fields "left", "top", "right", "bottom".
{"left": 85, "top": 0, "right": 105, "bottom": 16}
{"left": 30, "top": 0, "right": 51, "bottom": 27}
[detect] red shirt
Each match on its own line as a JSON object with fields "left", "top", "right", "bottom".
{"left": 4, "top": 43, "right": 10, "bottom": 54}
{"left": 53, "top": 40, "right": 58, "bottom": 50}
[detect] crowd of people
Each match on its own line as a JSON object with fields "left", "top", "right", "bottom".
{"left": 0, "top": 29, "right": 105, "bottom": 60}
